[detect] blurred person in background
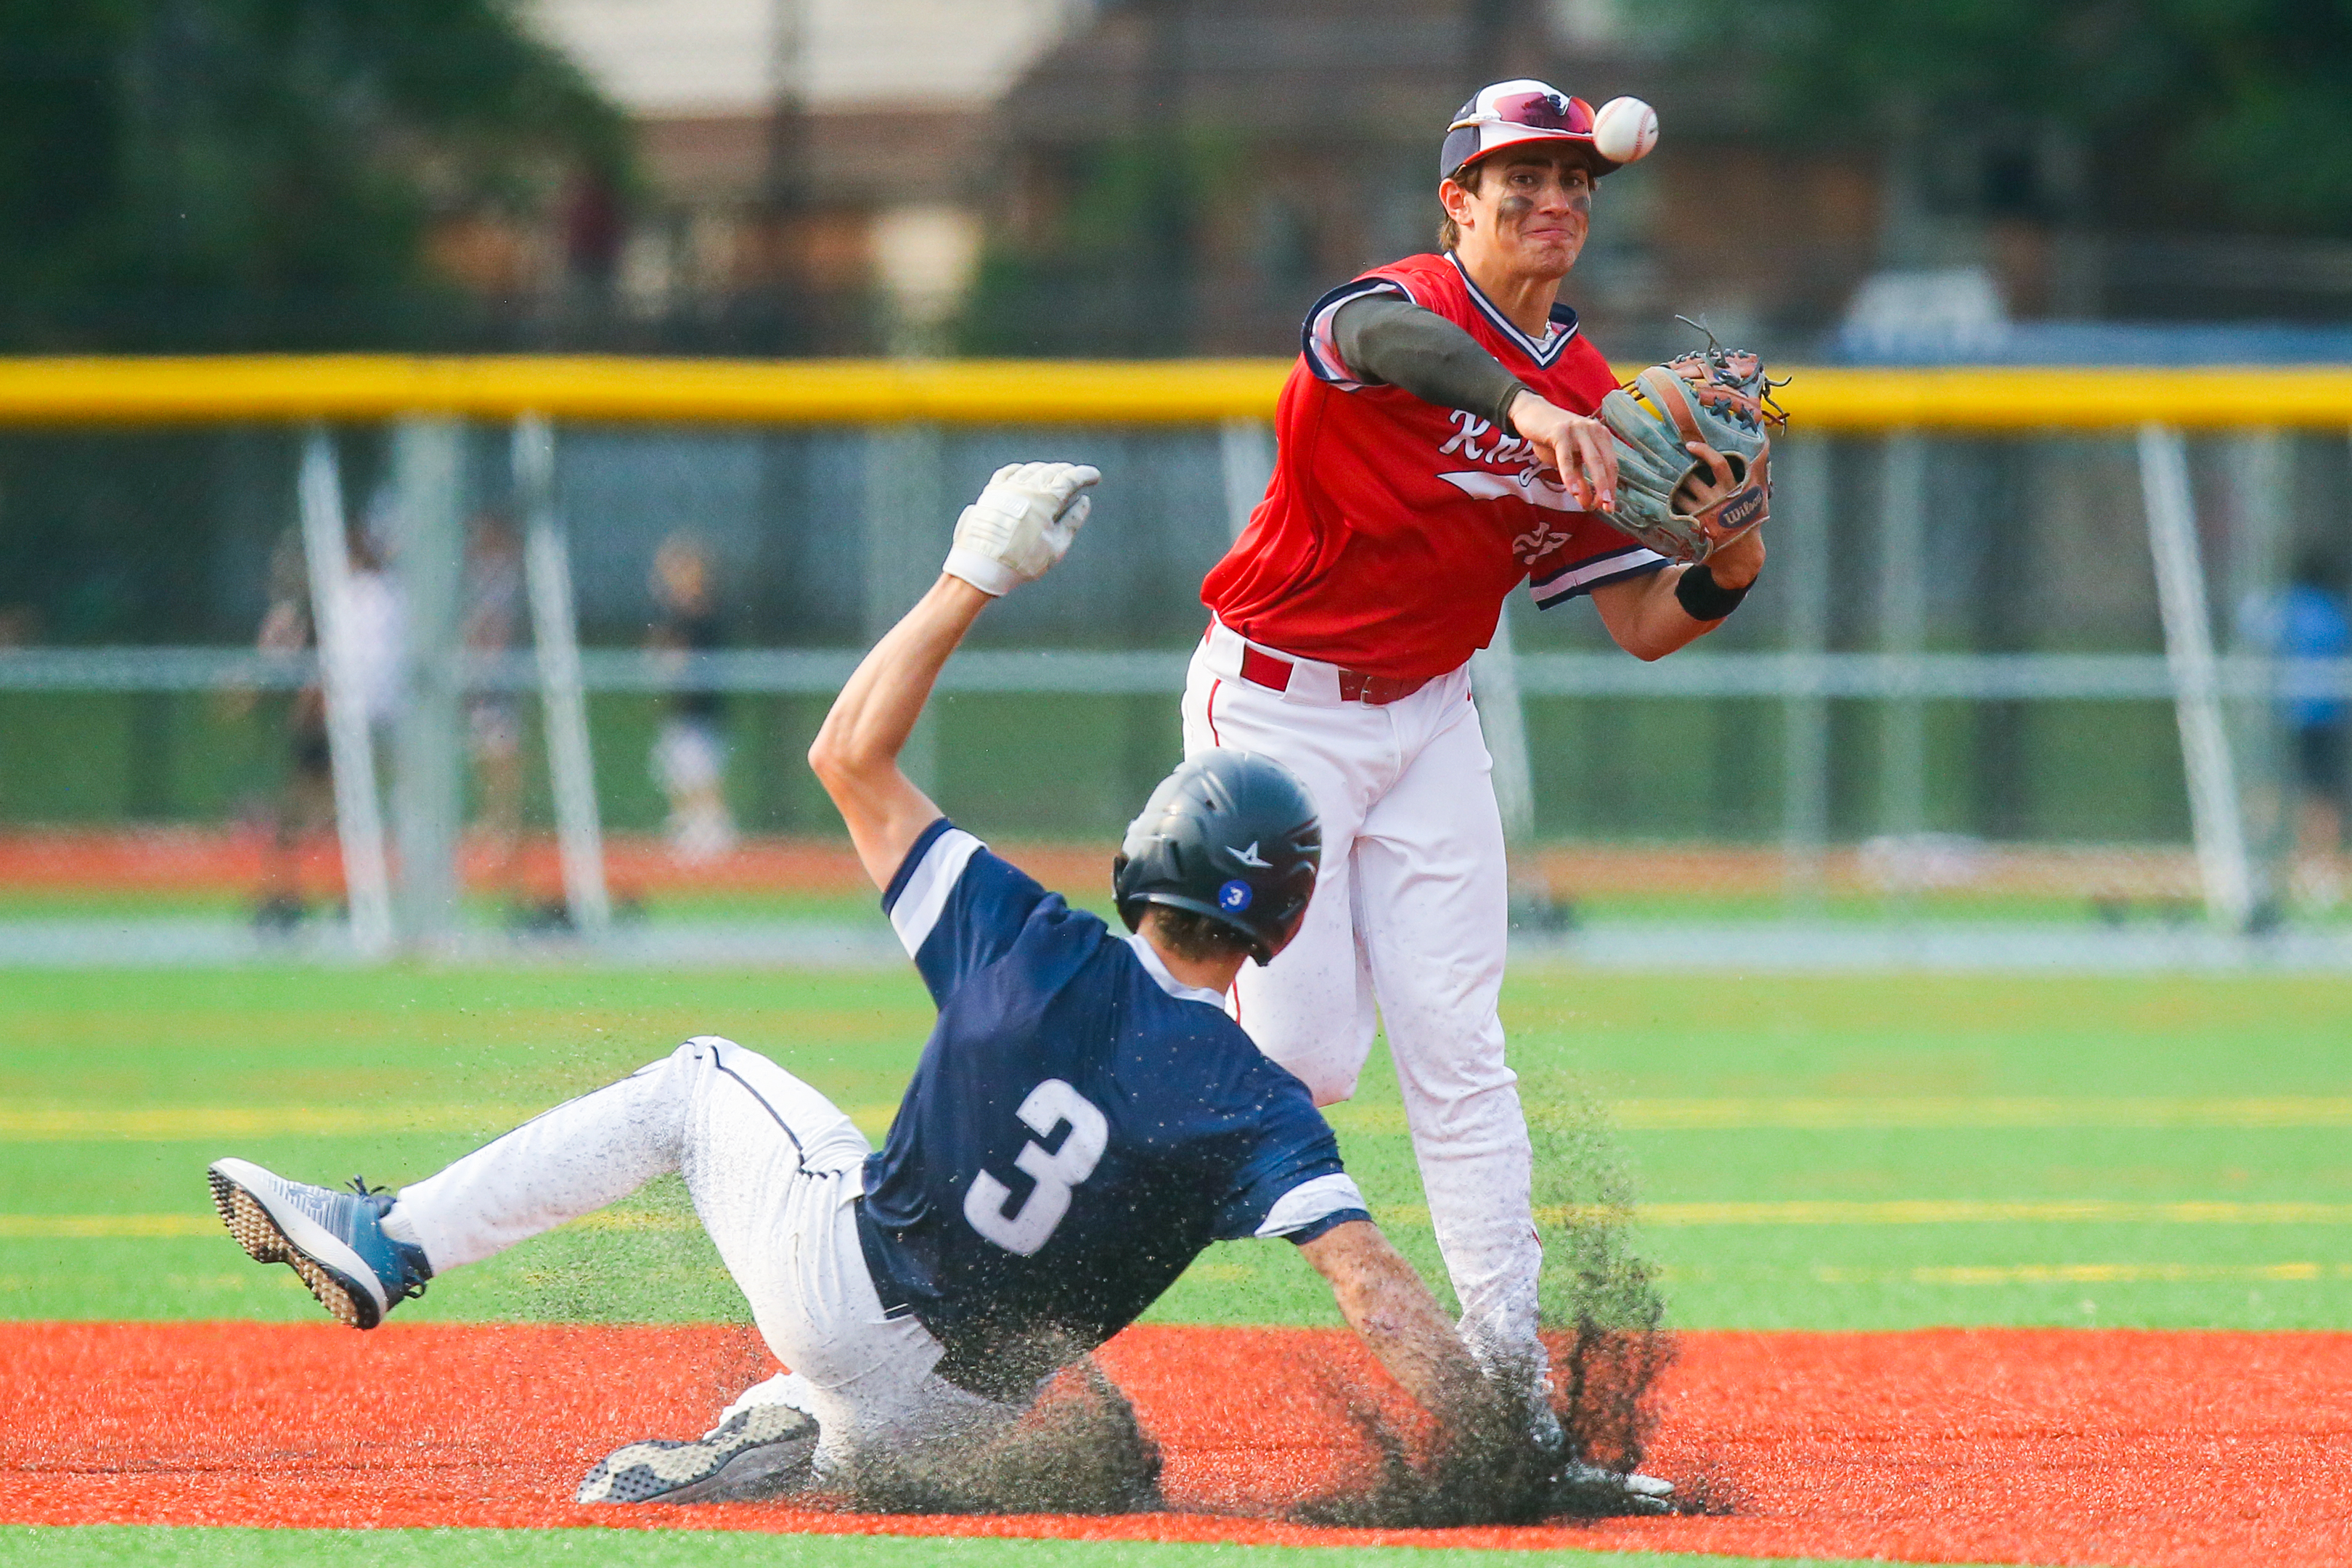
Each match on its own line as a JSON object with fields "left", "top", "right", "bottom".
{"left": 246, "top": 523, "right": 402, "bottom": 931}
{"left": 2277, "top": 555, "right": 2350, "bottom": 909}
{"left": 462, "top": 510, "right": 530, "bottom": 916}
{"left": 648, "top": 534, "right": 736, "bottom": 862}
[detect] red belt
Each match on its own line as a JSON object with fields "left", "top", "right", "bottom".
{"left": 1238, "top": 645, "right": 1433, "bottom": 706}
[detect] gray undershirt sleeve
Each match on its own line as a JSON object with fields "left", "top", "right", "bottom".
{"left": 1331, "top": 293, "right": 1532, "bottom": 433}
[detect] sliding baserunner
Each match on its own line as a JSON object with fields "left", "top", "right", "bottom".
{"left": 204, "top": 461, "right": 1601, "bottom": 1510}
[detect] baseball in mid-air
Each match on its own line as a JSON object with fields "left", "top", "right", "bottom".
{"left": 1593, "top": 97, "right": 1659, "bottom": 164}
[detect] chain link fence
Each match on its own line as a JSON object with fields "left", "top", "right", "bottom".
{"left": 0, "top": 362, "right": 2347, "bottom": 965}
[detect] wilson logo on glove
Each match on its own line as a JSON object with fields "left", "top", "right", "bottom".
{"left": 1715, "top": 484, "right": 1769, "bottom": 534}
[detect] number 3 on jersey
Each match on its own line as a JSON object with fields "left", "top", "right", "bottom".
{"left": 963, "top": 1079, "right": 1108, "bottom": 1256}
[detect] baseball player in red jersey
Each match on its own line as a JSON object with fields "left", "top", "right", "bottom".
{"left": 1185, "top": 81, "right": 1765, "bottom": 1446}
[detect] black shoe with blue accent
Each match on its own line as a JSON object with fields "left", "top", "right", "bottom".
{"left": 576, "top": 1405, "right": 820, "bottom": 1504}
{"left": 207, "top": 1157, "right": 433, "bottom": 1329}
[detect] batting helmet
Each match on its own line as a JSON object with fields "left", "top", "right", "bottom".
{"left": 1113, "top": 751, "right": 1321, "bottom": 965}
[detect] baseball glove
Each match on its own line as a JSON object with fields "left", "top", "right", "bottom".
{"left": 1596, "top": 347, "right": 1785, "bottom": 564}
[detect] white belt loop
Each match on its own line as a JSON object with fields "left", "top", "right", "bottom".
{"left": 1200, "top": 617, "right": 1248, "bottom": 681}
{"left": 1206, "top": 618, "right": 1344, "bottom": 706}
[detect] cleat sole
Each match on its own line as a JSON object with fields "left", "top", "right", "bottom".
{"left": 207, "top": 1166, "right": 377, "bottom": 1329}
{"left": 577, "top": 1407, "right": 817, "bottom": 1505}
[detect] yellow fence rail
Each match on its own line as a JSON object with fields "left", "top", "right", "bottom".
{"left": 0, "top": 355, "right": 2350, "bottom": 430}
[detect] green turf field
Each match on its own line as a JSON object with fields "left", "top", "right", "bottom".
{"left": 14, "top": 878, "right": 2340, "bottom": 932}
{"left": 4, "top": 965, "right": 2346, "bottom": 1565}
{"left": 0, "top": 1525, "right": 2012, "bottom": 1568}
{"left": 4, "top": 966, "right": 2347, "bottom": 1330}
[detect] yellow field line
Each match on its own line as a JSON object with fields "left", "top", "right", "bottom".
{"left": 1617, "top": 1199, "right": 2352, "bottom": 1225}
{"left": 1388, "top": 1199, "right": 2352, "bottom": 1227}
{"left": 16, "top": 1096, "right": 2352, "bottom": 1142}
{"left": 17, "top": 1199, "right": 2352, "bottom": 1241}
{"left": 560, "top": 1209, "right": 693, "bottom": 1231}
{"left": 0, "top": 1105, "right": 542, "bottom": 1140}
{"left": 1323, "top": 1097, "right": 2352, "bottom": 1132}
{"left": 1602, "top": 1098, "right": 2352, "bottom": 1130}
{"left": 0, "top": 1209, "right": 701, "bottom": 1238}
{"left": 1808, "top": 1262, "right": 2352, "bottom": 1286}
{"left": 0, "top": 1214, "right": 221, "bottom": 1238}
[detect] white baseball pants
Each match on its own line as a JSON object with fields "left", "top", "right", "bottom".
{"left": 391, "top": 1037, "right": 1022, "bottom": 1475}
{"left": 1181, "top": 623, "right": 1545, "bottom": 1395}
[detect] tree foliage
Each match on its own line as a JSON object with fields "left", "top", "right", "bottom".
{"left": 0, "top": 0, "right": 629, "bottom": 348}
{"left": 1699, "top": 0, "right": 2352, "bottom": 234}
{"left": 957, "top": 133, "right": 1246, "bottom": 356}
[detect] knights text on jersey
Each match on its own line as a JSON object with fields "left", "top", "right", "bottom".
{"left": 856, "top": 818, "right": 1369, "bottom": 1395}
{"left": 1199, "top": 250, "right": 1669, "bottom": 682}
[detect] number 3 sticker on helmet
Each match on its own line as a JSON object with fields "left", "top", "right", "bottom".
{"left": 963, "top": 1079, "right": 1109, "bottom": 1256}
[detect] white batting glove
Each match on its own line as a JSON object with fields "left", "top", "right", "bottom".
{"left": 942, "top": 462, "right": 1101, "bottom": 597}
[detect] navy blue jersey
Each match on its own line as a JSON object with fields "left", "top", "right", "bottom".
{"left": 857, "top": 819, "right": 1367, "bottom": 1395}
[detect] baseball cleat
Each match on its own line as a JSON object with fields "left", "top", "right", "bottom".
{"left": 1553, "top": 1459, "right": 1675, "bottom": 1516}
{"left": 206, "top": 1157, "right": 431, "bottom": 1330}
{"left": 575, "top": 1404, "right": 820, "bottom": 1504}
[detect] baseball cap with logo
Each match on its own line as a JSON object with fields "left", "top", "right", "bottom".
{"left": 1441, "top": 78, "right": 1611, "bottom": 180}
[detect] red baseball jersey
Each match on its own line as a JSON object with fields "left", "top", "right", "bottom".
{"left": 1201, "top": 251, "right": 1667, "bottom": 682}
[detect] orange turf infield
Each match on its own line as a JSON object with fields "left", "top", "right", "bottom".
{"left": 5, "top": 1322, "right": 2348, "bottom": 1565}
{"left": 0, "top": 828, "right": 2209, "bottom": 903}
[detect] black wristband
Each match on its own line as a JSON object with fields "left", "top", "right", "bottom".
{"left": 1673, "top": 563, "right": 1752, "bottom": 621}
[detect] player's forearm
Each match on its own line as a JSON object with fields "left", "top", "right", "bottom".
{"left": 814, "top": 575, "right": 988, "bottom": 770}
{"left": 1304, "top": 1221, "right": 1499, "bottom": 1426}
{"left": 1601, "top": 566, "right": 1717, "bottom": 661}
{"left": 1330, "top": 295, "right": 1623, "bottom": 510}
{"left": 809, "top": 574, "right": 990, "bottom": 883}
{"left": 1593, "top": 544, "right": 1763, "bottom": 661}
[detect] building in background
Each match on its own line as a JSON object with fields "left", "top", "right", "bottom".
{"left": 513, "top": 0, "right": 1888, "bottom": 359}
{"left": 524, "top": 0, "right": 1075, "bottom": 352}
{"left": 510, "top": 0, "right": 2352, "bottom": 359}
{"left": 1, "top": 0, "right": 2338, "bottom": 361}
{"left": 973, "top": 0, "right": 1882, "bottom": 359}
